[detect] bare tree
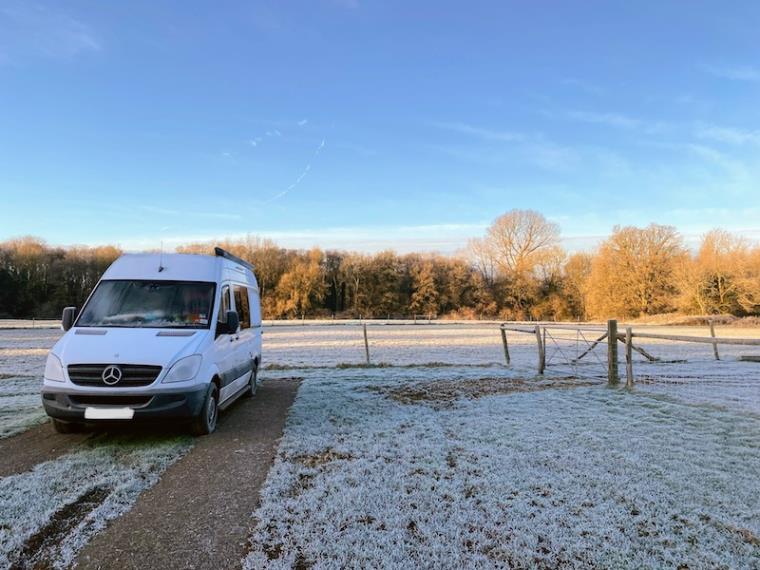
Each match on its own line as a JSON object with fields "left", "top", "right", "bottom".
{"left": 467, "top": 237, "right": 497, "bottom": 286}
{"left": 470, "top": 210, "right": 562, "bottom": 315}
{"left": 483, "top": 210, "right": 561, "bottom": 277}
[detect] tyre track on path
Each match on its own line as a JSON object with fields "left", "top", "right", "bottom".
{"left": 75, "top": 377, "right": 301, "bottom": 570}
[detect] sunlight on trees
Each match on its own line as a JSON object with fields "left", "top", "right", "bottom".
{"left": 586, "top": 224, "right": 687, "bottom": 318}
{"left": 2, "top": 216, "right": 759, "bottom": 321}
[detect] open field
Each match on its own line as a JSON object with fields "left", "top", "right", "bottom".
{"left": 247, "top": 366, "right": 760, "bottom": 569}
{"left": 0, "top": 320, "right": 60, "bottom": 330}
{"left": 0, "top": 322, "right": 759, "bottom": 568}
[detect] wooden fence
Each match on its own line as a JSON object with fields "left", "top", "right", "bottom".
{"left": 500, "top": 320, "right": 760, "bottom": 387}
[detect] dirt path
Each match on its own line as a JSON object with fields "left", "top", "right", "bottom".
{"left": 0, "top": 422, "right": 91, "bottom": 478}
{"left": 75, "top": 377, "right": 301, "bottom": 570}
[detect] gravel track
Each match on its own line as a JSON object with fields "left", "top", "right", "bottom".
{"left": 74, "top": 377, "right": 301, "bottom": 570}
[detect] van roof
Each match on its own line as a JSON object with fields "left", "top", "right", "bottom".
{"left": 101, "top": 253, "right": 257, "bottom": 288}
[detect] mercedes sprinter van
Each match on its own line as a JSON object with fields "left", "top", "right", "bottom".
{"left": 42, "top": 247, "right": 262, "bottom": 435}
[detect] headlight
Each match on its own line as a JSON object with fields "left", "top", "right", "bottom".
{"left": 163, "top": 354, "right": 202, "bottom": 383}
{"left": 44, "top": 354, "right": 65, "bottom": 382}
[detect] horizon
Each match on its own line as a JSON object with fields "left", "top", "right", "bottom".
{"left": 5, "top": 218, "right": 759, "bottom": 256}
{"left": 2, "top": 1, "right": 760, "bottom": 253}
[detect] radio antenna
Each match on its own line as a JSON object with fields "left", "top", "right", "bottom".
{"left": 158, "top": 240, "right": 165, "bottom": 272}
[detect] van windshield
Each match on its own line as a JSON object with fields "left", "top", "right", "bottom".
{"left": 76, "top": 280, "right": 215, "bottom": 329}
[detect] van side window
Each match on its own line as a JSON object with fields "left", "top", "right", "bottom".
{"left": 233, "top": 285, "right": 251, "bottom": 329}
{"left": 218, "top": 285, "right": 230, "bottom": 323}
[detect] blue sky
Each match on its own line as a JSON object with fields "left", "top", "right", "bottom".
{"left": 1, "top": 0, "right": 759, "bottom": 253}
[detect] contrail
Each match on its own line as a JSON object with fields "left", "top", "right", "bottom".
{"left": 263, "top": 138, "right": 326, "bottom": 204}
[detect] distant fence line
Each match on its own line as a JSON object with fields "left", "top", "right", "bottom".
{"left": 0, "top": 318, "right": 60, "bottom": 329}
{"left": 5, "top": 318, "right": 759, "bottom": 381}
{"left": 500, "top": 320, "right": 760, "bottom": 387}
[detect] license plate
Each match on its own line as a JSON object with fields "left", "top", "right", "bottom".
{"left": 84, "top": 407, "right": 135, "bottom": 420}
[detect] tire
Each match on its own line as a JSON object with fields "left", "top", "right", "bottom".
{"left": 52, "top": 419, "right": 83, "bottom": 434}
{"left": 189, "top": 385, "right": 218, "bottom": 436}
{"left": 244, "top": 361, "right": 259, "bottom": 398}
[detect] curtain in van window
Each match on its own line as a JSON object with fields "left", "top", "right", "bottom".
{"left": 233, "top": 285, "right": 251, "bottom": 329}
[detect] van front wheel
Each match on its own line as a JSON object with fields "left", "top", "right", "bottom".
{"left": 190, "top": 385, "right": 218, "bottom": 436}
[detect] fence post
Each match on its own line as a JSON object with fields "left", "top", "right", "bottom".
{"left": 625, "top": 326, "right": 634, "bottom": 388}
{"left": 535, "top": 325, "right": 545, "bottom": 375}
{"left": 500, "top": 327, "right": 511, "bottom": 365}
{"left": 709, "top": 319, "right": 720, "bottom": 361}
{"left": 362, "top": 323, "right": 371, "bottom": 365}
{"left": 607, "top": 319, "right": 619, "bottom": 385}
{"left": 543, "top": 326, "right": 549, "bottom": 366}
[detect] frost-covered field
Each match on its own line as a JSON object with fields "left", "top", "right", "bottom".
{"left": 0, "top": 319, "right": 59, "bottom": 329}
{"left": 263, "top": 322, "right": 760, "bottom": 415}
{"left": 0, "top": 328, "right": 60, "bottom": 376}
{"left": 246, "top": 366, "right": 760, "bottom": 569}
{"left": 0, "top": 375, "right": 48, "bottom": 438}
{"left": 1, "top": 323, "right": 760, "bottom": 437}
{"left": 1, "top": 323, "right": 760, "bottom": 568}
{"left": 530, "top": 325, "right": 760, "bottom": 415}
{"left": 0, "top": 329, "right": 63, "bottom": 437}
{"left": 263, "top": 322, "right": 507, "bottom": 367}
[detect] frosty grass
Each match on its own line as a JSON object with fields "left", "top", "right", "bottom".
{"left": 0, "top": 375, "right": 48, "bottom": 438}
{"left": 245, "top": 366, "right": 760, "bottom": 569}
{"left": 0, "top": 329, "right": 62, "bottom": 438}
{"left": 0, "top": 434, "right": 192, "bottom": 568}
{"left": 1, "top": 324, "right": 760, "bottom": 568}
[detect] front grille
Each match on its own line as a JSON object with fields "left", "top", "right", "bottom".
{"left": 67, "top": 364, "right": 162, "bottom": 387}
{"left": 69, "top": 395, "right": 154, "bottom": 407}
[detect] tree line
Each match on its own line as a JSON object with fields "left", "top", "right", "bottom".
{"left": 1, "top": 210, "right": 759, "bottom": 320}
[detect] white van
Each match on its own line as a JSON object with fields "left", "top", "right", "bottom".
{"left": 41, "top": 247, "right": 262, "bottom": 435}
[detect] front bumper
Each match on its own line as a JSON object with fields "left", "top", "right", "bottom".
{"left": 41, "top": 385, "right": 208, "bottom": 422}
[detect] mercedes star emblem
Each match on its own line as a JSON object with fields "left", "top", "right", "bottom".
{"left": 102, "top": 365, "right": 123, "bottom": 385}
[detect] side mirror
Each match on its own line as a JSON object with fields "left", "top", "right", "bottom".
{"left": 225, "top": 310, "right": 240, "bottom": 334}
{"left": 62, "top": 307, "right": 77, "bottom": 331}
{"left": 217, "top": 310, "right": 239, "bottom": 336}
